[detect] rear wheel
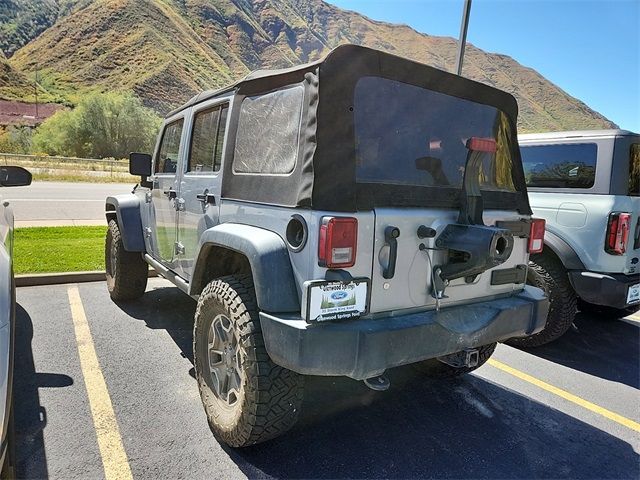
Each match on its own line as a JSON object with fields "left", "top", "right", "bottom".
{"left": 193, "top": 274, "right": 304, "bottom": 447}
{"left": 413, "top": 343, "right": 496, "bottom": 378}
{"left": 577, "top": 299, "right": 640, "bottom": 320}
{"left": 508, "top": 252, "right": 577, "bottom": 348}
{"left": 105, "top": 219, "right": 148, "bottom": 301}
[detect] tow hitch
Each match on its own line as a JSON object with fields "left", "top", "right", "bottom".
{"left": 437, "top": 348, "right": 480, "bottom": 368}
{"left": 364, "top": 374, "right": 390, "bottom": 391}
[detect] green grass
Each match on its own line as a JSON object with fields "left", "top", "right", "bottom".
{"left": 13, "top": 226, "right": 106, "bottom": 274}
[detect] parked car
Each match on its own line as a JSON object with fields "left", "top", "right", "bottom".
{"left": 510, "top": 130, "right": 640, "bottom": 347}
{"left": 0, "top": 166, "right": 32, "bottom": 477}
{"left": 105, "top": 45, "right": 548, "bottom": 447}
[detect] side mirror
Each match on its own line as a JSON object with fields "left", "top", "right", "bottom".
{"left": 129, "top": 152, "right": 152, "bottom": 176}
{"left": 0, "top": 166, "right": 32, "bottom": 187}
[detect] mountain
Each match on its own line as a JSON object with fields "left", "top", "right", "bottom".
{"left": 1, "top": 0, "right": 617, "bottom": 132}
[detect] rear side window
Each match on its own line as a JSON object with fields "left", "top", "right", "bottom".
{"left": 188, "top": 104, "right": 229, "bottom": 174}
{"left": 233, "top": 85, "right": 304, "bottom": 174}
{"left": 629, "top": 144, "right": 640, "bottom": 196}
{"left": 521, "top": 143, "right": 597, "bottom": 188}
{"left": 155, "top": 119, "right": 184, "bottom": 174}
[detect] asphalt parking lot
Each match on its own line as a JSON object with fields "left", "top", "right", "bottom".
{"left": 14, "top": 279, "right": 640, "bottom": 479}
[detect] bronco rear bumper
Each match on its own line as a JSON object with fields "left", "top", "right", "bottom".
{"left": 569, "top": 271, "right": 640, "bottom": 309}
{"left": 259, "top": 286, "right": 548, "bottom": 380}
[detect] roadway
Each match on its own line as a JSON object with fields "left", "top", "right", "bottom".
{"left": 14, "top": 279, "right": 640, "bottom": 479}
{"left": 2, "top": 182, "right": 134, "bottom": 227}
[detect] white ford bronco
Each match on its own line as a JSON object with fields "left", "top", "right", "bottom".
{"left": 512, "top": 130, "right": 640, "bottom": 347}
{"left": 105, "top": 45, "right": 549, "bottom": 447}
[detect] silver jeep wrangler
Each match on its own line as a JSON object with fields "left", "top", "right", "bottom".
{"left": 105, "top": 45, "right": 548, "bottom": 447}
{"left": 512, "top": 130, "right": 640, "bottom": 347}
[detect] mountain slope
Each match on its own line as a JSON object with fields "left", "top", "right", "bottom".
{"left": 3, "top": 0, "right": 616, "bottom": 131}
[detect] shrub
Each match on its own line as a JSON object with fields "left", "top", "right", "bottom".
{"left": 32, "top": 91, "right": 161, "bottom": 158}
{"left": 0, "top": 125, "right": 34, "bottom": 154}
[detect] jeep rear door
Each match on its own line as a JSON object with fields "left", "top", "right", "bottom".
{"left": 176, "top": 98, "right": 230, "bottom": 280}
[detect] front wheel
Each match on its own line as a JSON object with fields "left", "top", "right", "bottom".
{"left": 193, "top": 274, "right": 304, "bottom": 447}
{"left": 105, "top": 219, "right": 148, "bottom": 301}
{"left": 413, "top": 343, "right": 496, "bottom": 378}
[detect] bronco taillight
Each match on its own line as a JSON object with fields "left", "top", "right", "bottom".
{"left": 318, "top": 217, "right": 358, "bottom": 268}
{"left": 605, "top": 212, "right": 631, "bottom": 255}
{"left": 528, "top": 218, "right": 546, "bottom": 254}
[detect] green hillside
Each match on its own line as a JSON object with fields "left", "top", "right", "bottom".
{"left": 0, "top": 0, "right": 617, "bottom": 132}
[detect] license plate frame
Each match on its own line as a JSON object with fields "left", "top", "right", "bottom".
{"left": 627, "top": 283, "right": 640, "bottom": 305}
{"left": 302, "top": 278, "right": 370, "bottom": 323}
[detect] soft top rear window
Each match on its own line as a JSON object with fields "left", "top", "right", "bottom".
{"left": 521, "top": 143, "right": 597, "bottom": 189}
{"left": 353, "top": 76, "right": 517, "bottom": 193}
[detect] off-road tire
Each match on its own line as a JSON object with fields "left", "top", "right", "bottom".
{"left": 193, "top": 274, "right": 304, "bottom": 447}
{"left": 508, "top": 252, "right": 577, "bottom": 348}
{"left": 413, "top": 343, "right": 496, "bottom": 378}
{"left": 105, "top": 219, "right": 148, "bottom": 301}
{"left": 577, "top": 299, "right": 640, "bottom": 320}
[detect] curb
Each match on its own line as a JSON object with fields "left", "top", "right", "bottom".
{"left": 15, "top": 270, "right": 158, "bottom": 287}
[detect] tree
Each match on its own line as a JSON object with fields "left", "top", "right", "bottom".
{"left": 32, "top": 92, "right": 161, "bottom": 158}
{"left": 0, "top": 125, "right": 34, "bottom": 154}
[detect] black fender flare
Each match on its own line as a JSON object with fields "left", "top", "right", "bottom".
{"left": 105, "top": 194, "right": 145, "bottom": 252}
{"left": 190, "top": 223, "right": 299, "bottom": 313}
{"left": 542, "top": 230, "right": 585, "bottom": 271}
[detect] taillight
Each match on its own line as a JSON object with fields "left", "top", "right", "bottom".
{"left": 318, "top": 217, "right": 358, "bottom": 268}
{"left": 605, "top": 212, "right": 631, "bottom": 255}
{"left": 528, "top": 218, "right": 546, "bottom": 254}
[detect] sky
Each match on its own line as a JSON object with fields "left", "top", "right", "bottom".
{"left": 327, "top": 0, "right": 640, "bottom": 132}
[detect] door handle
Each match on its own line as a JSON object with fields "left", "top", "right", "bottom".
{"left": 382, "top": 226, "right": 400, "bottom": 279}
{"left": 196, "top": 193, "right": 216, "bottom": 205}
{"left": 163, "top": 189, "right": 177, "bottom": 199}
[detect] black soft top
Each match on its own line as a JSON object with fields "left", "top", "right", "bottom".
{"left": 173, "top": 45, "right": 530, "bottom": 214}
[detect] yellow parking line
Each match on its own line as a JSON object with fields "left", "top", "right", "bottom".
{"left": 68, "top": 286, "right": 133, "bottom": 480}
{"left": 487, "top": 359, "right": 640, "bottom": 433}
{"left": 627, "top": 314, "right": 640, "bottom": 322}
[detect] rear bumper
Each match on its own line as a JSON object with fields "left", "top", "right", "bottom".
{"left": 569, "top": 271, "right": 640, "bottom": 309}
{"left": 259, "top": 286, "right": 549, "bottom": 380}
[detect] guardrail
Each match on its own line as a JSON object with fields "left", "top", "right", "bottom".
{"left": 0, "top": 152, "right": 135, "bottom": 180}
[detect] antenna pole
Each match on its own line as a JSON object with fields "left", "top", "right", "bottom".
{"left": 34, "top": 65, "right": 39, "bottom": 118}
{"left": 455, "top": 0, "right": 472, "bottom": 76}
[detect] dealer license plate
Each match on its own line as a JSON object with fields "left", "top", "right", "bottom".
{"left": 303, "top": 279, "right": 369, "bottom": 322}
{"left": 627, "top": 283, "right": 640, "bottom": 305}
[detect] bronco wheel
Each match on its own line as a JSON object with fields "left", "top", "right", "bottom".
{"left": 577, "top": 299, "right": 640, "bottom": 320}
{"left": 193, "top": 274, "right": 304, "bottom": 447}
{"left": 413, "top": 343, "right": 496, "bottom": 378}
{"left": 105, "top": 219, "right": 148, "bottom": 301}
{"left": 508, "top": 252, "right": 577, "bottom": 348}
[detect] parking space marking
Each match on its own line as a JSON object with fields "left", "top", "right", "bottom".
{"left": 488, "top": 359, "right": 640, "bottom": 432}
{"left": 626, "top": 314, "right": 640, "bottom": 322}
{"left": 68, "top": 285, "right": 134, "bottom": 480}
